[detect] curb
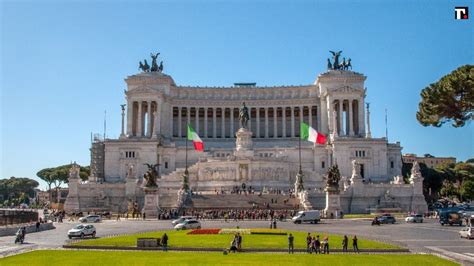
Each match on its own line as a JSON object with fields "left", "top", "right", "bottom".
{"left": 62, "top": 245, "right": 410, "bottom": 253}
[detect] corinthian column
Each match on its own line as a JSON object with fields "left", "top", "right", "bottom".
{"left": 282, "top": 107, "right": 286, "bottom": 137}
{"left": 230, "top": 108, "right": 234, "bottom": 137}
{"left": 137, "top": 101, "right": 143, "bottom": 137}
{"left": 349, "top": 100, "right": 354, "bottom": 136}
{"left": 147, "top": 101, "right": 152, "bottom": 137}
{"left": 120, "top": 104, "right": 126, "bottom": 139}
{"left": 221, "top": 108, "right": 226, "bottom": 138}
{"left": 204, "top": 108, "right": 208, "bottom": 138}
{"left": 338, "top": 100, "right": 344, "bottom": 136}
{"left": 264, "top": 108, "right": 269, "bottom": 138}
{"left": 256, "top": 108, "right": 260, "bottom": 138}
{"left": 213, "top": 108, "right": 217, "bottom": 138}
{"left": 290, "top": 107, "right": 295, "bottom": 137}
{"left": 178, "top": 107, "right": 182, "bottom": 138}
{"left": 366, "top": 103, "right": 372, "bottom": 138}
{"left": 126, "top": 101, "right": 133, "bottom": 137}
{"left": 273, "top": 107, "right": 278, "bottom": 138}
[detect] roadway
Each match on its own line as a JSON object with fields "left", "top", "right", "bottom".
{"left": 0, "top": 218, "right": 472, "bottom": 265}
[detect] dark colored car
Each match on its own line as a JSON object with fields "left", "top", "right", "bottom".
{"left": 378, "top": 215, "right": 396, "bottom": 224}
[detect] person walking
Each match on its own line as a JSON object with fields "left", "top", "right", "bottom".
{"left": 322, "top": 236, "right": 329, "bottom": 254}
{"left": 237, "top": 233, "right": 242, "bottom": 250}
{"left": 306, "top": 233, "right": 312, "bottom": 253}
{"left": 272, "top": 219, "right": 277, "bottom": 229}
{"left": 352, "top": 235, "right": 359, "bottom": 253}
{"left": 161, "top": 233, "right": 168, "bottom": 251}
{"left": 342, "top": 235, "right": 348, "bottom": 252}
{"left": 288, "top": 233, "right": 294, "bottom": 254}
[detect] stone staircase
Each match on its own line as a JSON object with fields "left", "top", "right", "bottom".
{"left": 186, "top": 194, "right": 300, "bottom": 209}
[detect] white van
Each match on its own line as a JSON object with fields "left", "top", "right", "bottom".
{"left": 292, "top": 210, "right": 321, "bottom": 224}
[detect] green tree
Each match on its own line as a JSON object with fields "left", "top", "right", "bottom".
{"left": 36, "top": 168, "right": 55, "bottom": 202}
{"left": 416, "top": 65, "right": 474, "bottom": 127}
{"left": 460, "top": 180, "right": 474, "bottom": 200}
{"left": 0, "top": 177, "right": 39, "bottom": 204}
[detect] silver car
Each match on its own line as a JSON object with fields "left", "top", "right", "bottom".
{"left": 171, "top": 216, "right": 194, "bottom": 226}
{"left": 174, "top": 219, "right": 201, "bottom": 230}
{"left": 459, "top": 227, "right": 473, "bottom": 239}
{"left": 405, "top": 214, "right": 423, "bottom": 223}
{"left": 79, "top": 215, "right": 102, "bottom": 223}
{"left": 68, "top": 224, "right": 96, "bottom": 239}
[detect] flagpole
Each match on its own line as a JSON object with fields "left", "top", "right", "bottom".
{"left": 298, "top": 132, "right": 302, "bottom": 173}
{"left": 185, "top": 125, "right": 188, "bottom": 173}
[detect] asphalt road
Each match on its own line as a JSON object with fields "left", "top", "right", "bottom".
{"left": 0, "top": 218, "right": 472, "bottom": 265}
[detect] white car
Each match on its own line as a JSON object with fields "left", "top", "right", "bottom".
{"left": 174, "top": 219, "right": 201, "bottom": 230}
{"left": 405, "top": 214, "right": 424, "bottom": 223}
{"left": 171, "top": 216, "right": 194, "bottom": 226}
{"left": 79, "top": 215, "right": 102, "bottom": 223}
{"left": 68, "top": 224, "right": 96, "bottom": 239}
{"left": 459, "top": 227, "right": 473, "bottom": 239}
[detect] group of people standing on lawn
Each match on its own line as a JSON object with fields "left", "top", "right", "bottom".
{"left": 300, "top": 233, "right": 359, "bottom": 254}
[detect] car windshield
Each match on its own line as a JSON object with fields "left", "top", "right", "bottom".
{"left": 74, "top": 225, "right": 84, "bottom": 229}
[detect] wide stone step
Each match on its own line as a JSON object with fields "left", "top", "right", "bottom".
{"left": 188, "top": 194, "right": 299, "bottom": 209}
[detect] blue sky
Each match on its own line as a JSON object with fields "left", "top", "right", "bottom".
{"left": 1, "top": 0, "right": 473, "bottom": 189}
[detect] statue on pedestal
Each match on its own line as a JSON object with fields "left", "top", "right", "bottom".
{"left": 68, "top": 162, "right": 81, "bottom": 180}
{"left": 143, "top": 163, "right": 160, "bottom": 188}
{"left": 239, "top": 102, "right": 249, "bottom": 129}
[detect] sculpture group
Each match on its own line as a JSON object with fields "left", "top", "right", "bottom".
{"left": 139, "top": 52, "right": 164, "bottom": 73}
{"left": 327, "top": 51, "right": 352, "bottom": 71}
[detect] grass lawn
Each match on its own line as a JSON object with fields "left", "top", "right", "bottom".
{"left": 71, "top": 229, "right": 400, "bottom": 250}
{"left": 0, "top": 250, "right": 458, "bottom": 266}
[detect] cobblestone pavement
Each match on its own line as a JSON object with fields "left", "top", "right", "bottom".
{"left": 0, "top": 218, "right": 472, "bottom": 265}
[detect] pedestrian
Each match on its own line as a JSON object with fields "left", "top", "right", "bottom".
{"left": 306, "top": 233, "right": 312, "bottom": 253}
{"left": 269, "top": 219, "right": 273, "bottom": 229}
{"left": 352, "top": 235, "right": 359, "bottom": 253}
{"left": 143, "top": 212, "right": 146, "bottom": 220}
{"left": 322, "top": 236, "right": 329, "bottom": 254}
{"left": 342, "top": 235, "right": 348, "bottom": 252}
{"left": 237, "top": 233, "right": 242, "bottom": 250}
{"left": 273, "top": 219, "right": 277, "bottom": 229}
{"left": 315, "top": 235, "right": 321, "bottom": 254}
{"left": 161, "top": 233, "right": 169, "bottom": 251}
{"left": 35, "top": 221, "right": 40, "bottom": 232}
{"left": 288, "top": 233, "right": 294, "bottom": 254}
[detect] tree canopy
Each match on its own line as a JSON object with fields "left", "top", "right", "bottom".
{"left": 36, "top": 163, "right": 90, "bottom": 203}
{"left": 416, "top": 65, "right": 473, "bottom": 127}
{"left": 0, "top": 177, "right": 39, "bottom": 203}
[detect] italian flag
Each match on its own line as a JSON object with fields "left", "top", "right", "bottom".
{"left": 300, "top": 122, "right": 327, "bottom": 145}
{"left": 187, "top": 124, "right": 204, "bottom": 151}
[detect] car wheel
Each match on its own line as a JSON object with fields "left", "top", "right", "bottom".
{"left": 392, "top": 221, "right": 395, "bottom": 224}
{"left": 80, "top": 233, "right": 84, "bottom": 239}
{"left": 92, "top": 231, "right": 96, "bottom": 238}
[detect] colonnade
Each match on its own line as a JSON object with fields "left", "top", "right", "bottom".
{"left": 127, "top": 100, "right": 160, "bottom": 137}
{"left": 328, "top": 98, "right": 364, "bottom": 136}
{"left": 171, "top": 106, "right": 319, "bottom": 139}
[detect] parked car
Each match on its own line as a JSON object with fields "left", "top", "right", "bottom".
{"left": 171, "top": 216, "right": 194, "bottom": 226}
{"left": 378, "top": 215, "right": 396, "bottom": 224}
{"left": 79, "top": 215, "right": 102, "bottom": 223}
{"left": 291, "top": 210, "right": 321, "bottom": 224}
{"left": 459, "top": 227, "right": 473, "bottom": 239}
{"left": 174, "top": 219, "right": 201, "bottom": 230}
{"left": 67, "top": 224, "right": 96, "bottom": 239}
{"left": 405, "top": 214, "right": 423, "bottom": 223}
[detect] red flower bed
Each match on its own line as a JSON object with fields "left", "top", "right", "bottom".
{"left": 187, "top": 229, "right": 221, "bottom": 235}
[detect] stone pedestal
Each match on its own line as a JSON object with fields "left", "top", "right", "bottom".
{"left": 234, "top": 128, "right": 254, "bottom": 158}
{"left": 142, "top": 187, "right": 160, "bottom": 218}
{"left": 324, "top": 187, "right": 341, "bottom": 218}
